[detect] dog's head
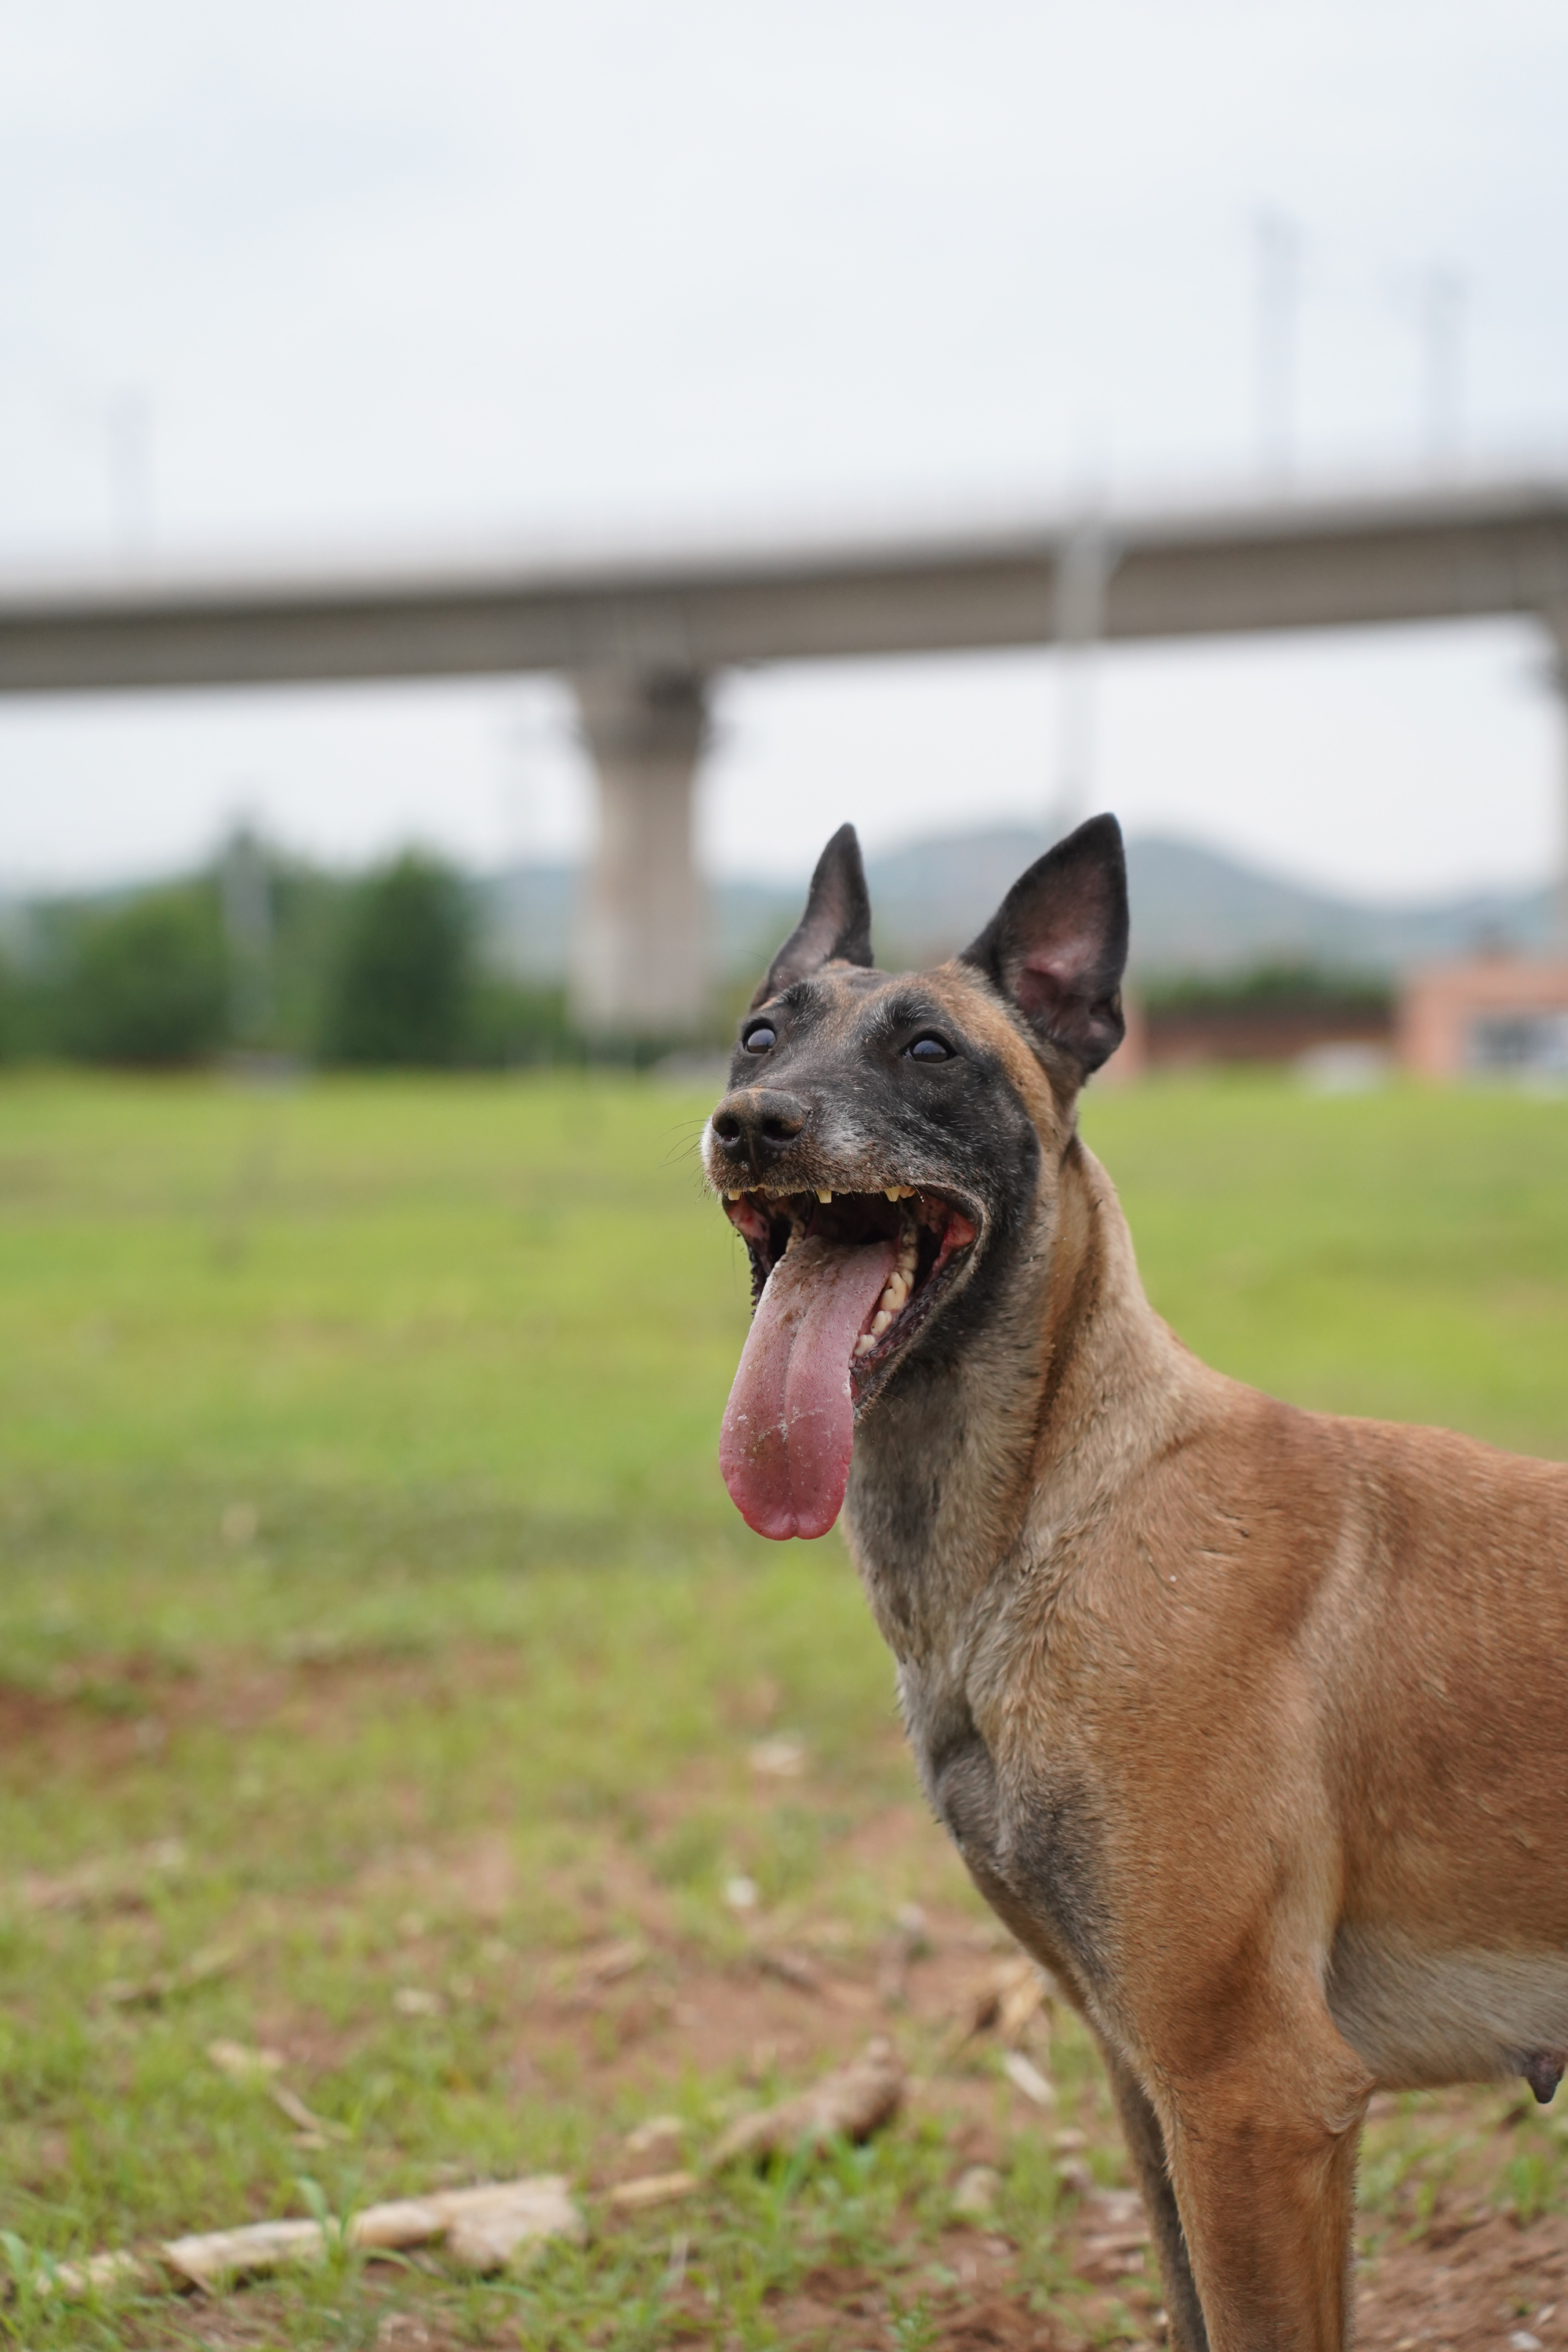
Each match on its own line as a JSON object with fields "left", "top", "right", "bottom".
{"left": 703, "top": 814, "right": 1129, "bottom": 1540}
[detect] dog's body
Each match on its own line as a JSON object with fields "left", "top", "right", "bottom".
{"left": 703, "top": 816, "right": 1568, "bottom": 2352}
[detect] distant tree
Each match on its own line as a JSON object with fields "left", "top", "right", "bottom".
{"left": 56, "top": 887, "right": 230, "bottom": 1065}
{"left": 466, "top": 977, "right": 579, "bottom": 1067}
{"left": 319, "top": 852, "right": 474, "bottom": 1066}
{"left": 0, "top": 955, "right": 20, "bottom": 1061}
{"left": 1143, "top": 961, "right": 1392, "bottom": 1017}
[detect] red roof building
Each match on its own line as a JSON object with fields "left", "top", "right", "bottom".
{"left": 1399, "top": 953, "right": 1568, "bottom": 1080}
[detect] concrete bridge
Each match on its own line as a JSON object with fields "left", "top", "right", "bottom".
{"left": 4, "top": 474, "right": 1567, "bottom": 1031}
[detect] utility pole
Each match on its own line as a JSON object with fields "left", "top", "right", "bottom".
{"left": 1051, "top": 507, "right": 1113, "bottom": 838}
{"left": 1420, "top": 267, "right": 1465, "bottom": 474}
{"left": 1542, "top": 617, "right": 1568, "bottom": 953}
{"left": 107, "top": 390, "right": 154, "bottom": 564}
{"left": 1254, "top": 209, "right": 1301, "bottom": 485}
{"left": 220, "top": 819, "right": 274, "bottom": 1047}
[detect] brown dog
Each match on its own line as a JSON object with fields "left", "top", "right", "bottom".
{"left": 702, "top": 814, "right": 1568, "bottom": 2352}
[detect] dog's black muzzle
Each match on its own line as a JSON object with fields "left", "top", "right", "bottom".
{"left": 708, "top": 1087, "right": 811, "bottom": 1185}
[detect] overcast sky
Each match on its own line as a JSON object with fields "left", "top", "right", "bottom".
{"left": 2, "top": 0, "right": 1565, "bottom": 898}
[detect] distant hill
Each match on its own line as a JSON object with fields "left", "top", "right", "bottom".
{"left": 1132, "top": 837, "right": 1554, "bottom": 975}
{"left": 868, "top": 828, "right": 1555, "bottom": 976}
{"left": 478, "top": 866, "right": 803, "bottom": 985}
{"left": 481, "top": 827, "right": 1554, "bottom": 986}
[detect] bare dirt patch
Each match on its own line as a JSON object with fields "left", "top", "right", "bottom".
{"left": 4, "top": 1648, "right": 1563, "bottom": 2350}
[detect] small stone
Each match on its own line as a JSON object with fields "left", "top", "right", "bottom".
{"left": 723, "top": 1875, "right": 760, "bottom": 1912}
{"left": 607, "top": 2170, "right": 699, "bottom": 2211}
{"left": 161, "top": 2218, "right": 327, "bottom": 2292}
{"left": 951, "top": 2163, "right": 1001, "bottom": 2218}
{"left": 1511, "top": 2335, "right": 1543, "bottom": 2351}
{"left": 756, "top": 1946, "right": 822, "bottom": 1993}
{"left": 895, "top": 1900, "right": 932, "bottom": 1953}
{"left": 41, "top": 2249, "right": 151, "bottom": 2300}
{"left": 624, "top": 2114, "right": 686, "bottom": 2167}
{"left": 207, "top": 2038, "right": 284, "bottom": 2082}
{"left": 376, "top": 2318, "right": 433, "bottom": 2350}
{"left": 708, "top": 2038, "right": 905, "bottom": 2166}
{"left": 392, "top": 1986, "right": 443, "bottom": 2018}
{"left": 442, "top": 2182, "right": 582, "bottom": 2271}
{"left": 572, "top": 1937, "right": 646, "bottom": 1990}
{"left": 1000, "top": 2049, "right": 1054, "bottom": 2106}
{"left": 1087, "top": 2188, "right": 1145, "bottom": 2229}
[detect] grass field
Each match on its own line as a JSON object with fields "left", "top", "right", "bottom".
{"left": 1, "top": 1069, "right": 1566, "bottom": 2350}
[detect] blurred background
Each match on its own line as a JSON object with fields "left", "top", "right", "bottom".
{"left": 3, "top": 0, "right": 1568, "bottom": 1069}
{"left": 4, "top": 9, "right": 1568, "bottom": 2345}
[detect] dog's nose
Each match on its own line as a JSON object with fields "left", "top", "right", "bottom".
{"left": 710, "top": 1088, "right": 809, "bottom": 1173}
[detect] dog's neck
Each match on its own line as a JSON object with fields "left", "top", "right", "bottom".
{"left": 844, "top": 1123, "right": 1196, "bottom": 1668}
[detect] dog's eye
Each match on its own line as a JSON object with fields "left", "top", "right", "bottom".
{"left": 906, "top": 1034, "right": 952, "bottom": 1063}
{"left": 742, "top": 1023, "right": 776, "bottom": 1054}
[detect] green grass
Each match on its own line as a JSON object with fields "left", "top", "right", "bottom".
{"left": 1083, "top": 1074, "right": 1568, "bottom": 1455}
{"left": 0, "top": 1068, "right": 1564, "bottom": 2348}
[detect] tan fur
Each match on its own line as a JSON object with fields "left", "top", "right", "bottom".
{"left": 708, "top": 941, "right": 1568, "bottom": 2352}
{"left": 842, "top": 965, "right": 1568, "bottom": 2352}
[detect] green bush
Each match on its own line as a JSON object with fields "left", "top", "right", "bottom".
{"left": 0, "top": 954, "right": 20, "bottom": 1061}
{"left": 54, "top": 887, "right": 230, "bottom": 1065}
{"left": 265, "top": 865, "right": 350, "bottom": 1058}
{"left": 1142, "top": 960, "right": 1392, "bottom": 1016}
{"left": 466, "top": 977, "right": 579, "bottom": 1066}
{"left": 319, "top": 852, "right": 474, "bottom": 1067}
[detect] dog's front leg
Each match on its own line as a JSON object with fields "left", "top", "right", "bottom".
{"left": 1160, "top": 2016, "right": 1370, "bottom": 2352}
{"left": 1101, "top": 2042, "right": 1210, "bottom": 2352}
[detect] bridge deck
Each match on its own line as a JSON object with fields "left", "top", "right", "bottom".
{"left": 3, "top": 477, "right": 1567, "bottom": 695}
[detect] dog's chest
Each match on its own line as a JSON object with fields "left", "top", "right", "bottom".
{"left": 899, "top": 1661, "right": 1108, "bottom": 1997}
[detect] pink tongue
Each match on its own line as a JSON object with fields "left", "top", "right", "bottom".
{"left": 720, "top": 1233, "right": 898, "bottom": 1541}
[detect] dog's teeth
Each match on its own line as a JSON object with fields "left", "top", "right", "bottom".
{"left": 853, "top": 1332, "right": 876, "bottom": 1357}
{"left": 817, "top": 1189, "right": 833, "bottom": 1204}
{"left": 869, "top": 1308, "right": 892, "bottom": 1337}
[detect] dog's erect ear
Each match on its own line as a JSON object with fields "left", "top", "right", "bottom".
{"left": 961, "top": 814, "right": 1129, "bottom": 1076}
{"left": 751, "top": 823, "right": 873, "bottom": 1008}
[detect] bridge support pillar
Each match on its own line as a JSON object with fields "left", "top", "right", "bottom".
{"left": 1545, "top": 610, "right": 1568, "bottom": 948}
{"left": 569, "top": 668, "right": 710, "bottom": 1038}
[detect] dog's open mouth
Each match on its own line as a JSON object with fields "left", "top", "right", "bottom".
{"left": 717, "top": 1185, "right": 978, "bottom": 1543}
